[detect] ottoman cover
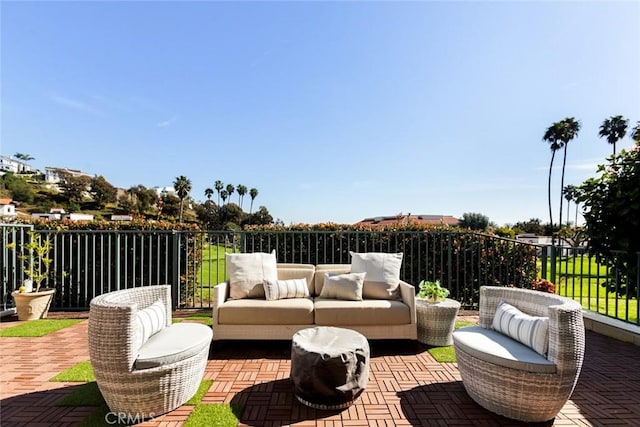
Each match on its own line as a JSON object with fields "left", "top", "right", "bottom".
{"left": 291, "top": 326, "right": 370, "bottom": 409}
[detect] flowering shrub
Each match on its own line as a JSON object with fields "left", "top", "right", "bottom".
{"left": 531, "top": 278, "right": 556, "bottom": 294}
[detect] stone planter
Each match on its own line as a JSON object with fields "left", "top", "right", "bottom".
{"left": 12, "top": 289, "right": 56, "bottom": 321}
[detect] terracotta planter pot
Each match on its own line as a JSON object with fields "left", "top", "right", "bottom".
{"left": 12, "top": 289, "right": 56, "bottom": 321}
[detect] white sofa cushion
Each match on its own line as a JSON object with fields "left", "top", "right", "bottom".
{"left": 453, "top": 326, "right": 556, "bottom": 374}
{"left": 319, "top": 272, "right": 365, "bottom": 301}
{"left": 218, "top": 297, "right": 315, "bottom": 325}
{"left": 492, "top": 300, "right": 549, "bottom": 355}
{"left": 226, "top": 251, "right": 277, "bottom": 299}
{"left": 350, "top": 252, "right": 403, "bottom": 300}
{"left": 264, "top": 278, "right": 310, "bottom": 300}
{"left": 314, "top": 298, "right": 411, "bottom": 326}
{"left": 135, "top": 323, "right": 212, "bottom": 370}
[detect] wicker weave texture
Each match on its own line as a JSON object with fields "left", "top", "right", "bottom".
{"left": 453, "top": 286, "right": 585, "bottom": 422}
{"left": 89, "top": 285, "right": 211, "bottom": 418}
{"left": 416, "top": 298, "right": 460, "bottom": 346}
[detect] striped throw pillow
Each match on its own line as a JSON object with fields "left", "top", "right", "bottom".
{"left": 263, "top": 278, "right": 310, "bottom": 301}
{"left": 492, "top": 301, "right": 549, "bottom": 356}
{"left": 135, "top": 300, "right": 166, "bottom": 349}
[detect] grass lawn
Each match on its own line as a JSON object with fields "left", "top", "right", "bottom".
{"left": 193, "top": 244, "right": 237, "bottom": 305}
{"left": 0, "top": 319, "right": 83, "bottom": 337}
{"left": 427, "top": 319, "right": 476, "bottom": 363}
{"left": 539, "top": 254, "right": 638, "bottom": 324}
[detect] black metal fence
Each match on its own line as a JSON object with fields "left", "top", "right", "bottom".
{"left": 1, "top": 225, "right": 638, "bottom": 325}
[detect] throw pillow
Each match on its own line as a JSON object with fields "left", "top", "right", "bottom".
{"left": 350, "top": 251, "right": 403, "bottom": 300}
{"left": 319, "top": 272, "right": 366, "bottom": 301}
{"left": 263, "top": 278, "right": 310, "bottom": 301}
{"left": 492, "top": 300, "right": 549, "bottom": 356}
{"left": 135, "top": 300, "right": 166, "bottom": 349}
{"left": 226, "top": 251, "right": 278, "bottom": 299}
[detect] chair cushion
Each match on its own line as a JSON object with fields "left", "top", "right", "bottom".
{"left": 453, "top": 326, "right": 556, "bottom": 374}
{"left": 135, "top": 323, "right": 212, "bottom": 370}
{"left": 264, "top": 278, "right": 310, "bottom": 301}
{"left": 319, "top": 272, "right": 365, "bottom": 301}
{"left": 314, "top": 298, "right": 411, "bottom": 326}
{"left": 218, "top": 297, "right": 314, "bottom": 325}
{"left": 350, "top": 252, "right": 403, "bottom": 300}
{"left": 226, "top": 251, "right": 278, "bottom": 299}
{"left": 492, "top": 300, "right": 549, "bottom": 355}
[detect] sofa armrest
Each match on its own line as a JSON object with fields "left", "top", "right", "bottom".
{"left": 399, "top": 280, "right": 417, "bottom": 325}
{"left": 212, "top": 281, "right": 229, "bottom": 327}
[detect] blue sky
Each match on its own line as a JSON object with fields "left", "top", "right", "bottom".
{"left": 2, "top": 1, "right": 639, "bottom": 226}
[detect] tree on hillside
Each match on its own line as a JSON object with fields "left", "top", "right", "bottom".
{"left": 174, "top": 175, "right": 192, "bottom": 223}
{"left": 237, "top": 184, "right": 247, "bottom": 210}
{"left": 1, "top": 172, "right": 35, "bottom": 202}
{"left": 159, "top": 193, "right": 181, "bottom": 220}
{"left": 225, "top": 184, "right": 235, "bottom": 205}
{"left": 575, "top": 141, "right": 640, "bottom": 297}
{"left": 512, "top": 218, "right": 546, "bottom": 236}
{"left": 89, "top": 175, "right": 117, "bottom": 209}
{"left": 58, "top": 171, "right": 91, "bottom": 204}
{"left": 123, "top": 185, "right": 158, "bottom": 215}
{"left": 214, "top": 180, "right": 224, "bottom": 206}
{"left": 220, "top": 189, "right": 228, "bottom": 205}
{"left": 249, "top": 188, "right": 258, "bottom": 214}
{"left": 459, "top": 212, "right": 490, "bottom": 231}
{"left": 599, "top": 115, "right": 628, "bottom": 156}
{"left": 204, "top": 188, "right": 214, "bottom": 201}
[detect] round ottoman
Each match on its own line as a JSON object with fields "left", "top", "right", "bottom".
{"left": 290, "top": 326, "right": 370, "bottom": 410}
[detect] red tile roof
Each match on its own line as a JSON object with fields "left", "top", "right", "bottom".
{"left": 355, "top": 214, "right": 459, "bottom": 227}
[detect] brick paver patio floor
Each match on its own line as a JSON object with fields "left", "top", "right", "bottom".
{"left": 1, "top": 312, "right": 639, "bottom": 426}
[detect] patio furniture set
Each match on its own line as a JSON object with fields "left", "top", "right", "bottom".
{"left": 87, "top": 251, "right": 585, "bottom": 424}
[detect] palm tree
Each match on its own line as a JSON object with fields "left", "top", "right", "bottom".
{"left": 214, "top": 180, "right": 224, "bottom": 206}
{"left": 563, "top": 185, "right": 577, "bottom": 227}
{"left": 543, "top": 123, "right": 564, "bottom": 241}
{"left": 249, "top": 188, "right": 258, "bottom": 214}
{"left": 225, "top": 184, "right": 235, "bottom": 205}
{"left": 173, "top": 175, "right": 192, "bottom": 223}
{"left": 556, "top": 117, "right": 580, "bottom": 239}
{"left": 220, "top": 189, "right": 228, "bottom": 205}
{"left": 236, "top": 185, "right": 247, "bottom": 210}
{"left": 204, "top": 188, "right": 214, "bottom": 201}
{"left": 599, "top": 115, "right": 628, "bottom": 156}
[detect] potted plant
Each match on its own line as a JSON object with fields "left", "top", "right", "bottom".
{"left": 8, "top": 230, "right": 58, "bottom": 320}
{"left": 417, "top": 280, "right": 450, "bottom": 303}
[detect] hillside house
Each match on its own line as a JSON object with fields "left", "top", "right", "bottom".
{"left": 0, "top": 198, "right": 17, "bottom": 219}
{"left": 355, "top": 214, "right": 460, "bottom": 228}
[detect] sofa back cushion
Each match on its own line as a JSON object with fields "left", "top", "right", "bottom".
{"left": 276, "top": 263, "right": 315, "bottom": 295}
{"left": 314, "top": 264, "right": 350, "bottom": 295}
{"left": 226, "top": 251, "right": 278, "bottom": 299}
{"left": 350, "top": 252, "right": 403, "bottom": 300}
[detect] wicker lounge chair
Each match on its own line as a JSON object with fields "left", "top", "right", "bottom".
{"left": 453, "top": 286, "right": 585, "bottom": 422}
{"left": 89, "top": 285, "right": 212, "bottom": 419}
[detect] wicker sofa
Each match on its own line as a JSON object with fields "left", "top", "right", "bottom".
{"left": 452, "top": 286, "right": 585, "bottom": 422}
{"left": 212, "top": 263, "right": 417, "bottom": 340}
{"left": 89, "top": 285, "right": 212, "bottom": 418}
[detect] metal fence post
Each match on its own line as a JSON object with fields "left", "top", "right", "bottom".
{"left": 171, "top": 230, "right": 180, "bottom": 309}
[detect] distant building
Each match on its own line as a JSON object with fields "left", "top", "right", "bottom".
{"left": 111, "top": 214, "right": 133, "bottom": 221}
{"left": 355, "top": 214, "right": 460, "bottom": 228}
{"left": 0, "top": 155, "right": 38, "bottom": 174}
{"left": 44, "top": 167, "right": 93, "bottom": 184}
{"left": 0, "top": 198, "right": 17, "bottom": 219}
{"left": 153, "top": 186, "right": 176, "bottom": 197}
{"left": 32, "top": 213, "right": 62, "bottom": 220}
{"left": 64, "top": 213, "right": 94, "bottom": 221}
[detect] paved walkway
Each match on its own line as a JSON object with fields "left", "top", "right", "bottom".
{"left": 1, "top": 313, "right": 639, "bottom": 426}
